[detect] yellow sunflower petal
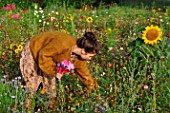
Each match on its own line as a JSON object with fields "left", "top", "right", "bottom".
{"left": 142, "top": 25, "right": 162, "bottom": 46}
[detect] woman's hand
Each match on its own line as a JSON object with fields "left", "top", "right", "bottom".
{"left": 56, "top": 73, "right": 63, "bottom": 80}
{"left": 86, "top": 80, "right": 98, "bottom": 90}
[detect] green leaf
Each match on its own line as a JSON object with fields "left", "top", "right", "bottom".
{"left": 135, "top": 26, "right": 146, "bottom": 33}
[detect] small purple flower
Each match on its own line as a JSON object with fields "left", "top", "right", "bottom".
{"left": 13, "top": 111, "right": 17, "bottom": 113}
{"left": 21, "top": 111, "right": 25, "bottom": 113}
{"left": 5, "top": 82, "right": 10, "bottom": 84}
{"left": 14, "top": 86, "right": 19, "bottom": 89}
{"left": 57, "top": 62, "right": 60, "bottom": 67}
{"left": 7, "top": 107, "right": 10, "bottom": 110}
{"left": 4, "top": 74, "right": 9, "bottom": 78}
{"left": 98, "top": 106, "right": 105, "bottom": 113}
{"left": 123, "top": 52, "right": 127, "bottom": 57}
{"left": 12, "top": 79, "right": 17, "bottom": 84}
{"left": 1, "top": 78, "right": 5, "bottom": 82}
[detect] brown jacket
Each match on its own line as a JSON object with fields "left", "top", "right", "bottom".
{"left": 30, "top": 31, "right": 98, "bottom": 89}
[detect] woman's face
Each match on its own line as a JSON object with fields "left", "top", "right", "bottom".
{"left": 80, "top": 52, "right": 96, "bottom": 60}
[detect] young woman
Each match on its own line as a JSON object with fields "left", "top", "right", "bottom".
{"left": 20, "top": 31, "right": 100, "bottom": 110}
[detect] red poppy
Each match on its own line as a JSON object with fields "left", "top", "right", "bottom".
{"left": 23, "top": 10, "right": 27, "bottom": 14}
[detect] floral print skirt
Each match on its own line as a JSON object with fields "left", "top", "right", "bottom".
{"left": 20, "top": 41, "right": 56, "bottom": 98}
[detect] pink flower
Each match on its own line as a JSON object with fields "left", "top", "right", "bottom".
{"left": 148, "top": 75, "right": 152, "bottom": 79}
{"left": 56, "top": 60, "right": 75, "bottom": 75}
{"left": 61, "top": 60, "right": 69, "bottom": 67}
{"left": 13, "top": 14, "right": 18, "bottom": 20}
{"left": 11, "top": 4, "right": 16, "bottom": 9}
{"left": 5, "top": 4, "right": 10, "bottom": 10}
{"left": 143, "top": 85, "right": 148, "bottom": 90}
{"left": 67, "top": 63, "right": 74, "bottom": 70}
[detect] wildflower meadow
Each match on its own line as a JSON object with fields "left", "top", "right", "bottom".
{"left": 0, "top": 0, "right": 170, "bottom": 113}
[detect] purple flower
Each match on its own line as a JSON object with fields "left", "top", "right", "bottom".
{"left": 12, "top": 79, "right": 17, "bottom": 84}
{"left": 14, "top": 86, "right": 19, "bottom": 89}
{"left": 123, "top": 52, "right": 127, "bottom": 57}
{"left": 7, "top": 107, "right": 10, "bottom": 110}
{"left": 1, "top": 78, "right": 5, "bottom": 82}
{"left": 4, "top": 74, "right": 9, "bottom": 78}
{"left": 57, "top": 62, "right": 60, "bottom": 67}
{"left": 98, "top": 106, "right": 105, "bottom": 113}
{"left": 5, "top": 82, "right": 10, "bottom": 84}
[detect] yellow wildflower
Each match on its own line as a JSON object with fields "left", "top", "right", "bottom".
{"left": 66, "top": 19, "right": 69, "bottom": 23}
{"left": 86, "top": 17, "right": 93, "bottom": 23}
{"left": 10, "top": 44, "right": 13, "bottom": 50}
{"left": 15, "top": 49, "right": 19, "bottom": 54}
{"left": 67, "top": 14, "right": 73, "bottom": 21}
{"left": 55, "top": 24, "right": 59, "bottom": 28}
{"left": 17, "top": 45, "right": 23, "bottom": 51}
{"left": 106, "top": 28, "right": 112, "bottom": 34}
{"left": 79, "top": 9, "right": 82, "bottom": 12}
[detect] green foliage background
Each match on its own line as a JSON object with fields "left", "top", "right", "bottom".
{"left": 0, "top": 0, "right": 170, "bottom": 113}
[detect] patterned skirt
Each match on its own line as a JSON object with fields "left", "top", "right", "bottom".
{"left": 20, "top": 41, "right": 56, "bottom": 97}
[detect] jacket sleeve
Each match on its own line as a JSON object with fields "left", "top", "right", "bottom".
{"left": 38, "top": 43, "right": 61, "bottom": 77}
{"left": 75, "top": 61, "right": 98, "bottom": 90}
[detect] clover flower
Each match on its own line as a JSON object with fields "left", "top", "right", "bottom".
{"left": 5, "top": 4, "right": 10, "bottom": 10}
{"left": 11, "top": 4, "right": 16, "bottom": 9}
{"left": 13, "top": 14, "right": 19, "bottom": 20}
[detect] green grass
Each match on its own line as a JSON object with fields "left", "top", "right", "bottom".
{"left": 0, "top": 2, "right": 170, "bottom": 113}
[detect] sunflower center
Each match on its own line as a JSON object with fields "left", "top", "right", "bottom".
{"left": 146, "top": 29, "right": 158, "bottom": 41}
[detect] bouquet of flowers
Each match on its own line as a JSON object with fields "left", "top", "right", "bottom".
{"left": 56, "top": 60, "right": 75, "bottom": 80}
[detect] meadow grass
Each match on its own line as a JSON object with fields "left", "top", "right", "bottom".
{"left": 0, "top": 2, "right": 170, "bottom": 113}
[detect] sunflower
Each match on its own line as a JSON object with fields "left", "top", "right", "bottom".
{"left": 142, "top": 25, "right": 162, "bottom": 46}
{"left": 86, "top": 17, "right": 93, "bottom": 23}
{"left": 17, "top": 45, "right": 23, "bottom": 51}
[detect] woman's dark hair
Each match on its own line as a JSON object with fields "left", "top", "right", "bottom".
{"left": 77, "top": 32, "right": 99, "bottom": 53}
